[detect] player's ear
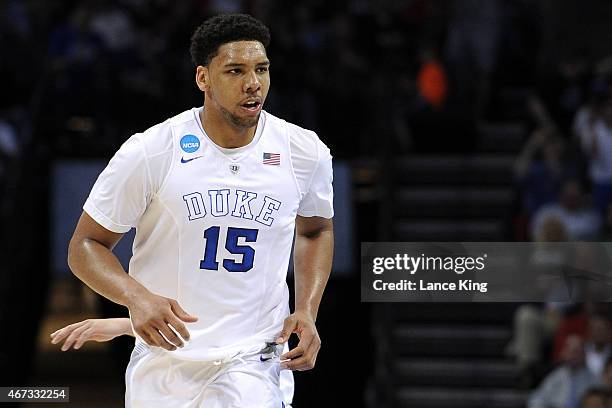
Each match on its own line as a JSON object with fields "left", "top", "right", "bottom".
{"left": 195, "top": 66, "right": 209, "bottom": 92}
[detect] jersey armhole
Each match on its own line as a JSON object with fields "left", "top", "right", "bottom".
{"left": 299, "top": 135, "right": 321, "bottom": 203}
{"left": 137, "top": 136, "right": 154, "bottom": 203}
{"left": 286, "top": 121, "right": 306, "bottom": 203}
{"left": 152, "top": 125, "right": 177, "bottom": 199}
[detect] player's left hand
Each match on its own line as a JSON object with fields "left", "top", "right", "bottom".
{"left": 276, "top": 311, "right": 321, "bottom": 371}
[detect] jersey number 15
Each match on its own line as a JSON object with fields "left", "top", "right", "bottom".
{"left": 199, "top": 226, "right": 258, "bottom": 272}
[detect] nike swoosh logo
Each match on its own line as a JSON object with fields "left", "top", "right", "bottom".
{"left": 181, "top": 156, "right": 203, "bottom": 163}
{"left": 260, "top": 355, "right": 272, "bottom": 362}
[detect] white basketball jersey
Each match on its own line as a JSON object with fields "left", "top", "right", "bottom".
{"left": 84, "top": 107, "right": 334, "bottom": 360}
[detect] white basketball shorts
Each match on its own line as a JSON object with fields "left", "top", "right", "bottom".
{"left": 125, "top": 342, "right": 293, "bottom": 408}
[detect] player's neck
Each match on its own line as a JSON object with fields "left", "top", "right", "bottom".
{"left": 200, "top": 106, "right": 256, "bottom": 149}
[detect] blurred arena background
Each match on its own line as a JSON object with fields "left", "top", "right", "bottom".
{"left": 2, "top": 0, "right": 612, "bottom": 407}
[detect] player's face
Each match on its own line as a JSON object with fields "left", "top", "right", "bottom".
{"left": 201, "top": 41, "right": 270, "bottom": 128}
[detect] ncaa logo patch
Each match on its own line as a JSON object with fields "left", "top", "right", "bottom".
{"left": 180, "top": 134, "right": 200, "bottom": 153}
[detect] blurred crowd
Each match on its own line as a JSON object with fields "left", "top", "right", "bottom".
{"left": 514, "top": 59, "right": 612, "bottom": 244}
{"left": 507, "top": 3, "right": 612, "bottom": 405}
{"left": 512, "top": 90, "right": 612, "bottom": 405}
{"left": 514, "top": 305, "right": 612, "bottom": 408}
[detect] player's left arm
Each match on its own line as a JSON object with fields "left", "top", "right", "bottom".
{"left": 278, "top": 214, "right": 333, "bottom": 371}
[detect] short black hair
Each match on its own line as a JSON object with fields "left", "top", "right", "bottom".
{"left": 190, "top": 13, "right": 271, "bottom": 67}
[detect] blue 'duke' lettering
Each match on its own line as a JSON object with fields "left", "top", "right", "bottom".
{"left": 200, "top": 226, "right": 258, "bottom": 272}
{"left": 183, "top": 189, "right": 281, "bottom": 227}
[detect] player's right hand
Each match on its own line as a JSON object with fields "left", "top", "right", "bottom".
{"left": 127, "top": 293, "right": 198, "bottom": 351}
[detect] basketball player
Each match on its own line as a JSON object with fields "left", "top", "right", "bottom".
{"left": 67, "top": 13, "right": 333, "bottom": 407}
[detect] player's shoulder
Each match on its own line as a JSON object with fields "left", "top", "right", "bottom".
{"left": 263, "top": 111, "right": 330, "bottom": 162}
{"left": 264, "top": 110, "right": 319, "bottom": 142}
{"left": 136, "top": 108, "right": 198, "bottom": 157}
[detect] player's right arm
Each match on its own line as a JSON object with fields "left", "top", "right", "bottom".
{"left": 68, "top": 212, "right": 197, "bottom": 351}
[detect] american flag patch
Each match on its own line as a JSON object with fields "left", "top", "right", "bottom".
{"left": 263, "top": 152, "right": 281, "bottom": 165}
